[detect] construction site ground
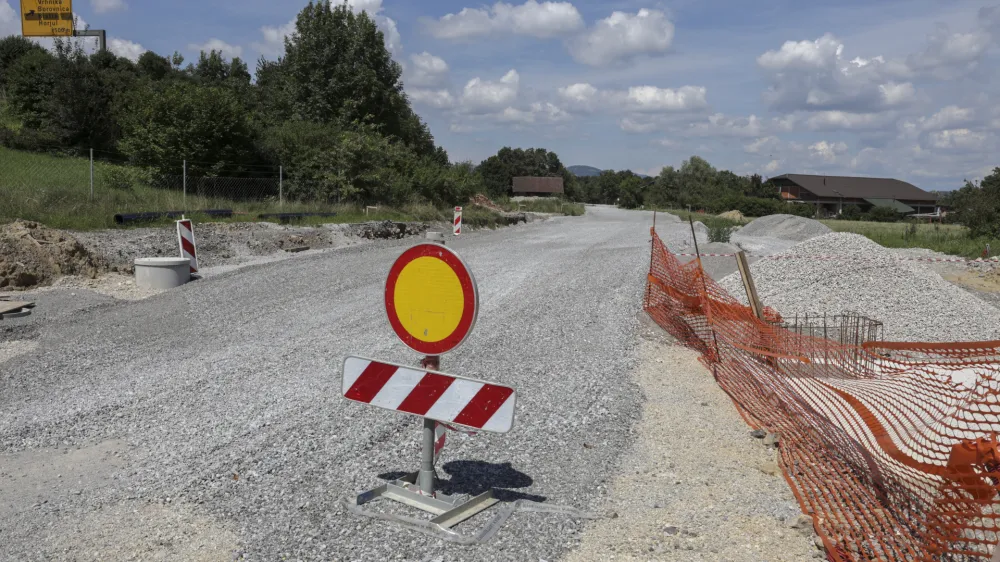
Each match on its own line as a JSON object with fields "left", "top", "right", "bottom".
{"left": 1, "top": 207, "right": 997, "bottom": 561}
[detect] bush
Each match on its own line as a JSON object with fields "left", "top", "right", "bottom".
{"left": 864, "top": 206, "right": 902, "bottom": 223}
{"left": 100, "top": 166, "right": 149, "bottom": 191}
{"left": 785, "top": 204, "right": 816, "bottom": 218}
{"left": 840, "top": 204, "right": 863, "bottom": 221}
{"left": 708, "top": 223, "right": 734, "bottom": 243}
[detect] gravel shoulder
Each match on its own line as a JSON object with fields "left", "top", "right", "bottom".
{"left": 563, "top": 317, "right": 820, "bottom": 562}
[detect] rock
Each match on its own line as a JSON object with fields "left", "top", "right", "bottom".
{"left": 750, "top": 429, "right": 767, "bottom": 439}
{"left": 663, "top": 526, "right": 679, "bottom": 536}
{"left": 763, "top": 433, "right": 780, "bottom": 448}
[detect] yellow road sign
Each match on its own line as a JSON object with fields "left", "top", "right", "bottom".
{"left": 385, "top": 243, "right": 478, "bottom": 355}
{"left": 20, "top": 0, "right": 74, "bottom": 37}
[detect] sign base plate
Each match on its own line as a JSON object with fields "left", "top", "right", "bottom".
{"left": 354, "top": 471, "right": 500, "bottom": 530}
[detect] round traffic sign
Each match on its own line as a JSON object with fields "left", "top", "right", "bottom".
{"left": 385, "top": 243, "right": 478, "bottom": 355}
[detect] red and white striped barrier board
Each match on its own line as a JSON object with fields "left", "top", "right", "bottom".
{"left": 454, "top": 206, "right": 462, "bottom": 236}
{"left": 342, "top": 356, "right": 516, "bottom": 433}
{"left": 176, "top": 219, "right": 198, "bottom": 273}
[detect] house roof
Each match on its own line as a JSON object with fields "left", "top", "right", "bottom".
{"left": 512, "top": 176, "right": 564, "bottom": 194}
{"left": 772, "top": 174, "right": 937, "bottom": 202}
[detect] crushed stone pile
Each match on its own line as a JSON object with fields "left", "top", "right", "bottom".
{"left": 718, "top": 210, "right": 746, "bottom": 222}
{"left": 737, "top": 214, "right": 831, "bottom": 241}
{"left": 1, "top": 221, "right": 104, "bottom": 290}
{"left": 718, "top": 232, "right": 1000, "bottom": 342}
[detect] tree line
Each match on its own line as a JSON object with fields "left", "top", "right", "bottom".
{"left": 0, "top": 1, "right": 468, "bottom": 205}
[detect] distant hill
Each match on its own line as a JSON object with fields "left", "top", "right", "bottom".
{"left": 568, "top": 165, "right": 652, "bottom": 179}
{"left": 568, "top": 165, "right": 604, "bottom": 177}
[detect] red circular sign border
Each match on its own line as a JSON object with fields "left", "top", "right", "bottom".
{"left": 385, "top": 243, "right": 478, "bottom": 355}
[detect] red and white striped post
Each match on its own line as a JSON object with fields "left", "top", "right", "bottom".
{"left": 176, "top": 218, "right": 198, "bottom": 274}
{"left": 453, "top": 206, "right": 462, "bottom": 236}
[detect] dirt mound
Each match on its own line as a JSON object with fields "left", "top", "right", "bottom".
{"left": 1, "top": 220, "right": 104, "bottom": 289}
{"left": 469, "top": 193, "right": 504, "bottom": 213}
{"left": 349, "top": 221, "right": 430, "bottom": 240}
{"left": 737, "top": 214, "right": 831, "bottom": 242}
{"left": 718, "top": 210, "right": 745, "bottom": 222}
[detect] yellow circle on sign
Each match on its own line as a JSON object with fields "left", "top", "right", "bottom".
{"left": 393, "top": 256, "right": 465, "bottom": 343}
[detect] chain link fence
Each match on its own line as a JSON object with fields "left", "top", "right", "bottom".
{"left": 0, "top": 146, "right": 330, "bottom": 229}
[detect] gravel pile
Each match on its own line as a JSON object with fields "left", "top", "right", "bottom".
{"left": 718, "top": 232, "right": 1000, "bottom": 342}
{"left": 737, "top": 214, "right": 831, "bottom": 241}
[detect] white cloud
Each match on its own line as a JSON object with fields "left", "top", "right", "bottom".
{"left": 1, "top": 1, "right": 19, "bottom": 37}
{"left": 568, "top": 9, "right": 674, "bottom": 66}
{"left": 906, "top": 24, "right": 992, "bottom": 79}
{"left": 558, "top": 83, "right": 707, "bottom": 114}
{"left": 254, "top": 20, "right": 295, "bottom": 58}
{"left": 377, "top": 15, "right": 402, "bottom": 54}
{"left": 109, "top": 38, "right": 145, "bottom": 61}
{"left": 624, "top": 86, "right": 707, "bottom": 112}
{"left": 878, "top": 82, "right": 915, "bottom": 107}
{"left": 460, "top": 69, "right": 520, "bottom": 112}
{"left": 188, "top": 39, "right": 243, "bottom": 59}
{"left": 347, "top": 0, "right": 384, "bottom": 12}
{"left": 757, "top": 33, "right": 915, "bottom": 113}
{"left": 529, "top": 101, "right": 569, "bottom": 122}
{"left": 927, "top": 129, "right": 988, "bottom": 150}
{"left": 91, "top": 0, "right": 125, "bottom": 13}
{"left": 558, "top": 83, "right": 598, "bottom": 104}
{"left": 804, "top": 110, "right": 897, "bottom": 131}
{"left": 917, "top": 106, "right": 976, "bottom": 132}
{"left": 688, "top": 113, "right": 766, "bottom": 137}
{"left": 409, "top": 88, "right": 456, "bottom": 109}
{"left": 745, "top": 136, "right": 780, "bottom": 154}
{"left": 808, "top": 140, "right": 848, "bottom": 162}
{"left": 757, "top": 34, "right": 843, "bottom": 71}
{"left": 499, "top": 106, "right": 536, "bottom": 124}
{"left": 425, "top": 0, "right": 584, "bottom": 40}
{"left": 407, "top": 52, "right": 449, "bottom": 88}
{"left": 620, "top": 118, "right": 657, "bottom": 133}
{"left": 764, "top": 159, "right": 782, "bottom": 173}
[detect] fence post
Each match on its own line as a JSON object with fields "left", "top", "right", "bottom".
{"left": 89, "top": 148, "right": 94, "bottom": 200}
{"left": 183, "top": 160, "right": 187, "bottom": 206}
{"left": 279, "top": 165, "right": 283, "bottom": 208}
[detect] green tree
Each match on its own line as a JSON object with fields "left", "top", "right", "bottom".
{"left": 477, "top": 146, "right": 574, "bottom": 198}
{"left": 0, "top": 36, "right": 46, "bottom": 91}
{"left": 951, "top": 168, "right": 1000, "bottom": 238}
{"left": 136, "top": 51, "right": 173, "bottom": 81}
{"left": 617, "top": 176, "right": 645, "bottom": 209}
{"left": 5, "top": 49, "right": 58, "bottom": 130}
{"left": 116, "top": 80, "right": 257, "bottom": 177}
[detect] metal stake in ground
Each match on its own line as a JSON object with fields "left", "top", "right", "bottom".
{"left": 689, "top": 216, "right": 721, "bottom": 361}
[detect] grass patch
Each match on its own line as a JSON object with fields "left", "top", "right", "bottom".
{"left": 820, "top": 219, "right": 997, "bottom": 259}
{"left": 0, "top": 148, "right": 517, "bottom": 231}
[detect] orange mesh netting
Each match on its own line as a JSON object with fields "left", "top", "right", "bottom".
{"left": 643, "top": 227, "right": 1000, "bottom": 561}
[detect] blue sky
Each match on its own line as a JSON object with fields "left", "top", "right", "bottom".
{"left": 2, "top": 0, "right": 999, "bottom": 190}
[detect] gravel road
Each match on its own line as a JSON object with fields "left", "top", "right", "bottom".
{"left": 1, "top": 207, "right": 673, "bottom": 561}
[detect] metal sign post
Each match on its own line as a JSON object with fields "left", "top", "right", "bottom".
{"left": 342, "top": 232, "right": 516, "bottom": 537}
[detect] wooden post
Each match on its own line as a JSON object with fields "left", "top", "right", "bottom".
{"left": 736, "top": 250, "right": 764, "bottom": 321}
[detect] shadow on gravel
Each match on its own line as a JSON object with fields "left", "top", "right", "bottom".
{"left": 378, "top": 460, "right": 546, "bottom": 503}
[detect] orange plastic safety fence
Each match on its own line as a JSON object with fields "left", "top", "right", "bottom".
{"left": 643, "top": 228, "right": 1000, "bottom": 561}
